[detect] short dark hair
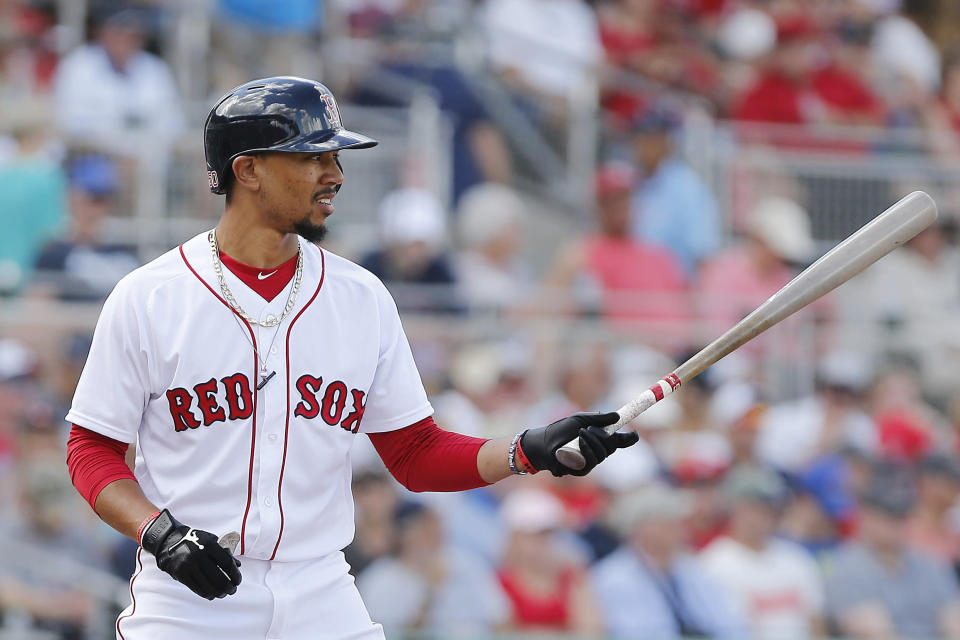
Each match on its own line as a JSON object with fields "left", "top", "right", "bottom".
{"left": 222, "top": 170, "right": 236, "bottom": 204}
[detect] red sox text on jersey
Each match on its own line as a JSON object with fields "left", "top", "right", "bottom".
{"left": 165, "top": 374, "right": 367, "bottom": 434}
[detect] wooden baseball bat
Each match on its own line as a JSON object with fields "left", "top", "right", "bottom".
{"left": 555, "top": 191, "right": 938, "bottom": 470}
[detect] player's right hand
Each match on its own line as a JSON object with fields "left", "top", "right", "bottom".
{"left": 520, "top": 411, "right": 639, "bottom": 477}
{"left": 140, "top": 509, "right": 242, "bottom": 600}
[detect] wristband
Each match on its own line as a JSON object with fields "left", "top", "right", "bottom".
{"left": 140, "top": 509, "right": 180, "bottom": 554}
{"left": 514, "top": 438, "right": 539, "bottom": 474}
{"left": 136, "top": 510, "right": 161, "bottom": 546}
{"left": 508, "top": 432, "right": 528, "bottom": 475}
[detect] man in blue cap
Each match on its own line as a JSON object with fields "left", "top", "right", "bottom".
{"left": 33, "top": 155, "right": 141, "bottom": 301}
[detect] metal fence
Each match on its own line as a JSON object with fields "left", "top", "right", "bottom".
{"left": 692, "top": 120, "right": 960, "bottom": 249}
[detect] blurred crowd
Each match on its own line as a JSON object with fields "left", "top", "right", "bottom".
{"left": 5, "top": 0, "right": 960, "bottom": 639}
{"left": 338, "top": 335, "right": 960, "bottom": 639}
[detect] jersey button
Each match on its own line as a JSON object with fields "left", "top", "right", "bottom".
{"left": 264, "top": 314, "right": 276, "bottom": 324}
{"left": 265, "top": 498, "right": 273, "bottom": 507}
{"left": 270, "top": 346, "right": 278, "bottom": 355}
{"left": 268, "top": 434, "right": 278, "bottom": 442}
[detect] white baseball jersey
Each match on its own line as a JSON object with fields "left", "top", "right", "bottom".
{"left": 67, "top": 230, "right": 433, "bottom": 562}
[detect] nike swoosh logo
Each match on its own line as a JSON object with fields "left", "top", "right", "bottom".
{"left": 257, "top": 270, "right": 278, "bottom": 280}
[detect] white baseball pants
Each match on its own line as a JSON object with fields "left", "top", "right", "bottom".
{"left": 116, "top": 549, "right": 385, "bottom": 640}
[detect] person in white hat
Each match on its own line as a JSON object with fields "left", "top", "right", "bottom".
{"left": 359, "top": 188, "right": 460, "bottom": 313}
{"left": 700, "top": 466, "right": 826, "bottom": 640}
{"left": 456, "top": 183, "right": 533, "bottom": 312}
{"left": 697, "top": 196, "right": 819, "bottom": 339}
{"left": 497, "top": 488, "right": 602, "bottom": 635}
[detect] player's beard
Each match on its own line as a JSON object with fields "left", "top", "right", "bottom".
{"left": 293, "top": 217, "right": 328, "bottom": 243}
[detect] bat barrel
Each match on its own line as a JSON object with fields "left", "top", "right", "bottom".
{"left": 556, "top": 191, "right": 937, "bottom": 471}
{"left": 674, "top": 190, "right": 937, "bottom": 384}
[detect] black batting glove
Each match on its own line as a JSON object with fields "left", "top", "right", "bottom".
{"left": 519, "top": 411, "right": 640, "bottom": 477}
{"left": 141, "top": 509, "right": 242, "bottom": 600}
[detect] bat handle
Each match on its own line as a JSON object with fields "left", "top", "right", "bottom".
{"left": 554, "top": 412, "right": 632, "bottom": 470}
{"left": 554, "top": 374, "right": 682, "bottom": 471}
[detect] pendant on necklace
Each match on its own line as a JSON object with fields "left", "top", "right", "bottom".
{"left": 257, "top": 370, "right": 276, "bottom": 390}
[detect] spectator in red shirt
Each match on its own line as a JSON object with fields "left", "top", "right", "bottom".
{"left": 596, "top": 0, "right": 656, "bottom": 120}
{"left": 544, "top": 163, "right": 688, "bottom": 328}
{"left": 734, "top": 15, "right": 883, "bottom": 128}
{"left": 924, "top": 54, "right": 960, "bottom": 159}
{"left": 598, "top": 0, "right": 719, "bottom": 119}
{"left": 497, "top": 488, "right": 603, "bottom": 635}
{"left": 597, "top": 0, "right": 656, "bottom": 70}
{"left": 732, "top": 17, "right": 826, "bottom": 125}
{"left": 0, "top": 0, "right": 58, "bottom": 92}
{"left": 811, "top": 19, "right": 885, "bottom": 126}
{"left": 869, "top": 364, "right": 951, "bottom": 463}
{"left": 939, "top": 54, "right": 960, "bottom": 133}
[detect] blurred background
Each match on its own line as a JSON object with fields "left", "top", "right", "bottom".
{"left": 5, "top": 0, "right": 960, "bottom": 638}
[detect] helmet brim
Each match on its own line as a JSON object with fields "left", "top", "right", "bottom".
{"left": 276, "top": 128, "right": 378, "bottom": 152}
{"left": 213, "top": 128, "right": 378, "bottom": 194}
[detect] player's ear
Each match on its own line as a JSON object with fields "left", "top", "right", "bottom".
{"left": 231, "top": 155, "right": 261, "bottom": 194}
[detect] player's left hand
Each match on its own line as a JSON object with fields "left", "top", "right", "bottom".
{"left": 519, "top": 412, "right": 639, "bottom": 477}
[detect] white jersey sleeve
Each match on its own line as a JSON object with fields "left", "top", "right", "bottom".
{"left": 66, "top": 277, "right": 153, "bottom": 443}
{"left": 357, "top": 281, "right": 433, "bottom": 433}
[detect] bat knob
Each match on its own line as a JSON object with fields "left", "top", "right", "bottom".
{"left": 218, "top": 531, "right": 240, "bottom": 554}
{"left": 556, "top": 444, "right": 587, "bottom": 471}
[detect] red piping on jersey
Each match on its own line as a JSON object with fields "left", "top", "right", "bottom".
{"left": 179, "top": 242, "right": 259, "bottom": 556}
{"left": 270, "top": 244, "right": 326, "bottom": 560}
{"left": 116, "top": 548, "right": 143, "bottom": 640}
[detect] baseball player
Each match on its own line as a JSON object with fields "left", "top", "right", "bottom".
{"left": 65, "top": 76, "right": 638, "bottom": 639}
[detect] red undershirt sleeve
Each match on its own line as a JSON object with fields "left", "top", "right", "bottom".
{"left": 368, "top": 417, "right": 490, "bottom": 492}
{"left": 66, "top": 424, "right": 137, "bottom": 511}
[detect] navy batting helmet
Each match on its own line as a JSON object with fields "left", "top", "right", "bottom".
{"left": 203, "top": 76, "right": 378, "bottom": 195}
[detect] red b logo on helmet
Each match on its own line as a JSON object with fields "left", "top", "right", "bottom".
{"left": 320, "top": 93, "right": 341, "bottom": 128}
